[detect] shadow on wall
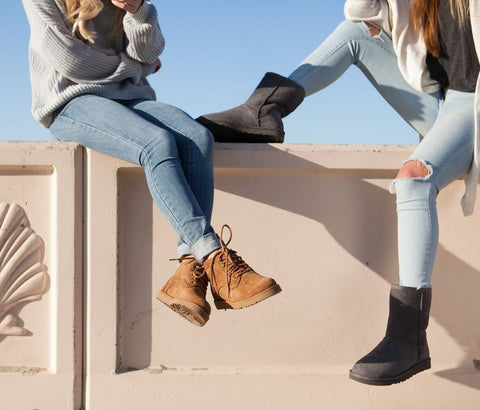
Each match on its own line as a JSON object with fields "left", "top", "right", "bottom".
{"left": 213, "top": 144, "right": 480, "bottom": 390}
{"left": 112, "top": 144, "right": 479, "bottom": 389}
{"left": 117, "top": 169, "right": 153, "bottom": 373}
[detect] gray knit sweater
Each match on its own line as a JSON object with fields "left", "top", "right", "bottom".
{"left": 22, "top": 0, "right": 165, "bottom": 127}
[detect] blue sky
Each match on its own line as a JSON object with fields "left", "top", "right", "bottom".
{"left": 2, "top": 1, "right": 418, "bottom": 144}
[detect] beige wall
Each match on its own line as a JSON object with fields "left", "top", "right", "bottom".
{"left": 0, "top": 142, "right": 83, "bottom": 409}
{"left": 1, "top": 142, "right": 480, "bottom": 409}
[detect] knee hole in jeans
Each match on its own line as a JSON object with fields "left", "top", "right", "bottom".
{"left": 396, "top": 160, "right": 431, "bottom": 180}
{"left": 365, "top": 22, "right": 381, "bottom": 37}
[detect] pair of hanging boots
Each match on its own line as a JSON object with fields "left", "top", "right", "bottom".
{"left": 160, "top": 255, "right": 432, "bottom": 385}
{"left": 197, "top": 72, "right": 305, "bottom": 143}
{"left": 349, "top": 284, "right": 432, "bottom": 385}
{"left": 157, "top": 225, "right": 282, "bottom": 327}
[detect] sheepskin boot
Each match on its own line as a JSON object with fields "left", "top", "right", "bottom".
{"left": 349, "top": 285, "right": 432, "bottom": 385}
{"left": 197, "top": 72, "right": 305, "bottom": 143}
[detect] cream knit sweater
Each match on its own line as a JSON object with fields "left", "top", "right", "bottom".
{"left": 22, "top": 0, "right": 165, "bottom": 128}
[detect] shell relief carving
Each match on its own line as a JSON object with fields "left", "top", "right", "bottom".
{"left": 0, "top": 203, "right": 49, "bottom": 337}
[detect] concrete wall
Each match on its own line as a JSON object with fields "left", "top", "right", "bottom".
{"left": 1, "top": 142, "right": 479, "bottom": 409}
{"left": 0, "top": 142, "right": 83, "bottom": 409}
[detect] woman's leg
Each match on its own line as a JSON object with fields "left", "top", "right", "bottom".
{"left": 393, "top": 90, "right": 474, "bottom": 288}
{"left": 124, "top": 99, "right": 215, "bottom": 258}
{"left": 350, "top": 90, "right": 475, "bottom": 385}
{"left": 50, "top": 94, "right": 220, "bottom": 262}
{"left": 51, "top": 95, "right": 282, "bottom": 326}
{"left": 198, "top": 20, "right": 441, "bottom": 142}
{"left": 289, "top": 20, "right": 440, "bottom": 137}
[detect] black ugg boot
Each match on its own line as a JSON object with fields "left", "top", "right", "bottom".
{"left": 349, "top": 285, "right": 432, "bottom": 386}
{"left": 197, "top": 72, "right": 305, "bottom": 143}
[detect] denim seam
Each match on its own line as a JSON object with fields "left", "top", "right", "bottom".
{"left": 54, "top": 114, "right": 143, "bottom": 154}
{"left": 142, "top": 149, "right": 198, "bottom": 247}
{"left": 186, "top": 133, "right": 193, "bottom": 186}
{"left": 293, "top": 32, "right": 395, "bottom": 85}
{"left": 423, "top": 183, "right": 434, "bottom": 284}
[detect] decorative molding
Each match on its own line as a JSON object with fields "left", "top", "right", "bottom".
{"left": 0, "top": 203, "right": 49, "bottom": 337}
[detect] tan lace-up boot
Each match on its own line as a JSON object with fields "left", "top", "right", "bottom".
{"left": 203, "top": 225, "right": 282, "bottom": 310}
{"left": 157, "top": 256, "right": 211, "bottom": 327}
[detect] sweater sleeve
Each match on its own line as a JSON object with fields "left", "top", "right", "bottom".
{"left": 344, "top": 0, "right": 392, "bottom": 35}
{"left": 123, "top": 1, "right": 165, "bottom": 64}
{"left": 25, "top": 0, "right": 144, "bottom": 85}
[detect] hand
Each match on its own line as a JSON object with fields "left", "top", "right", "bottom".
{"left": 111, "top": 0, "right": 143, "bottom": 14}
{"left": 153, "top": 58, "right": 161, "bottom": 73}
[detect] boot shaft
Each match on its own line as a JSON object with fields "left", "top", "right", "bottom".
{"left": 386, "top": 285, "right": 432, "bottom": 346}
{"left": 245, "top": 72, "right": 306, "bottom": 118}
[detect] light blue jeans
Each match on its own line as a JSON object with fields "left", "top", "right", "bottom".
{"left": 288, "top": 20, "right": 474, "bottom": 288}
{"left": 289, "top": 20, "right": 440, "bottom": 137}
{"left": 50, "top": 95, "right": 221, "bottom": 262}
{"left": 393, "top": 90, "right": 474, "bottom": 288}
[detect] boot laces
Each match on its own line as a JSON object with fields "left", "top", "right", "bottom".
{"left": 212, "top": 225, "right": 253, "bottom": 297}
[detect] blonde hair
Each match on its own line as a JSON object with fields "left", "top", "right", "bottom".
{"left": 412, "top": 0, "right": 469, "bottom": 58}
{"left": 64, "top": 0, "right": 124, "bottom": 42}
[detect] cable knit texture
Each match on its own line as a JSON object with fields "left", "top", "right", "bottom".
{"left": 22, "top": 0, "right": 165, "bottom": 127}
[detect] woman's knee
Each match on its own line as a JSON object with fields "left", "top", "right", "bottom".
{"left": 140, "top": 131, "right": 178, "bottom": 167}
{"left": 191, "top": 123, "right": 215, "bottom": 156}
{"left": 393, "top": 161, "right": 437, "bottom": 208}
{"left": 396, "top": 160, "right": 431, "bottom": 180}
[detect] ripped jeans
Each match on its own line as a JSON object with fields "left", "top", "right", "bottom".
{"left": 288, "top": 20, "right": 475, "bottom": 288}
{"left": 393, "top": 90, "right": 474, "bottom": 288}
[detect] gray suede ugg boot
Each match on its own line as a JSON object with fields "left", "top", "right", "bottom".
{"left": 349, "top": 285, "right": 432, "bottom": 386}
{"left": 197, "top": 72, "right": 305, "bottom": 143}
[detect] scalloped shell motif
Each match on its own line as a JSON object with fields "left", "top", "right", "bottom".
{"left": 0, "top": 203, "right": 49, "bottom": 336}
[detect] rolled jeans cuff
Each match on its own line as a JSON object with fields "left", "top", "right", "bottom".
{"left": 188, "top": 232, "right": 221, "bottom": 263}
{"left": 177, "top": 242, "right": 191, "bottom": 260}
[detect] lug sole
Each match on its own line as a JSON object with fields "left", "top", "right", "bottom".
{"left": 348, "top": 358, "right": 431, "bottom": 386}
{"left": 196, "top": 117, "right": 285, "bottom": 143}
{"left": 156, "top": 291, "right": 210, "bottom": 327}
{"left": 214, "top": 284, "right": 282, "bottom": 310}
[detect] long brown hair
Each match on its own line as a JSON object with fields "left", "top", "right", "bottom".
{"left": 411, "top": 0, "right": 469, "bottom": 58}
{"left": 64, "top": 0, "right": 124, "bottom": 42}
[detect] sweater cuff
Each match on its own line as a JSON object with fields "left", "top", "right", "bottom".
{"left": 344, "top": 0, "right": 381, "bottom": 19}
{"left": 127, "top": 1, "right": 153, "bottom": 22}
